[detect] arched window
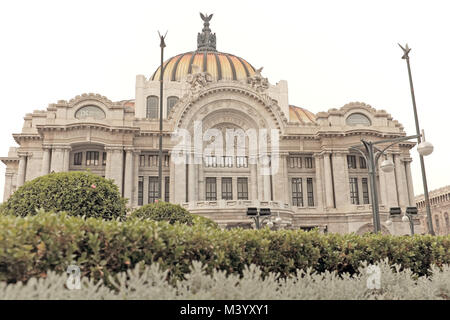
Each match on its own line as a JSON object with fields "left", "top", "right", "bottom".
{"left": 346, "top": 113, "right": 371, "bottom": 126}
{"left": 435, "top": 215, "right": 440, "bottom": 233}
{"left": 167, "top": 96, "right": 179, "bottom": 116}
{"left": 146, "top": 96, "right": 159, "bottom": 119}
{"left": 75, "top": 105, "right": 106, "bottom": 120}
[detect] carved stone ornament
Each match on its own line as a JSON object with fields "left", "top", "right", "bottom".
{"left": 247, "top": 67, "right": 269, "bottom": 93}
{"left": 187, "top": 64, "right": 213, "bottom": 97}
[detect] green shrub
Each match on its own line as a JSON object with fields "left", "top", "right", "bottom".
{"left": 192, "top": 214, "right": 219, "bottom": 229}
{"left": 0, "top": 212, "right": 448, "bottom": 285}
{"left": 129, "top": 202, "right": 193, "bottom": 225}
{"left": 2, "top": 172, "right": 126, "bottom": 220}
{"left": 2, "top": 260, "right": 449, "bottom": 300}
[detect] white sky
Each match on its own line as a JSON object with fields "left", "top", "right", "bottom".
{"left": 0, "top": 0, "right": 449, "bottom": 197}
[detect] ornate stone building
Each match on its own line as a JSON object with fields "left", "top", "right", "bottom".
{"left": 416, "top": 186, "right": 450, "bottom": 235}
{"left": 0, "top": 14, "right": 418, "bottom": 234}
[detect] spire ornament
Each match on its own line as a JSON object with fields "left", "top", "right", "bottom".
{"left": 197, "top": 13, "right": 216, "bottom": 51}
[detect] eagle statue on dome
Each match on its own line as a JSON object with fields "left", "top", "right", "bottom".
{"left": 200, "top": 13, "right": 213, "bottom": 23}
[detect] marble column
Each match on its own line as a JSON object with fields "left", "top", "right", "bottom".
{"left": 314, "top": 154, "right": 324, "bottom": 211}
{"left": 188, "top": 153, "right": 197, "bottom": 202}
{"left": 132, "top": 150, "right": 141, "bottom": 206}
{"left": 385, "top": 154, "right": 398, "bottom": 208}
{"left": 169, "top": 151, "right": 175, "bottom": 203}
{"left": 250, "top": 156, "right": 258, "bottom": 201}
{"left": 124, "top": 148, "right": 134, "bottom": 205}
{"left": 378, "top": 161, "right": 388, "bottom": 206}
{"left": 173, "top": 154, "right": 186, "bottom": 204}
{"left": 17, "top": 153, "right": 27, "bottom": 187}
{"left": 394, "top": 155, "right": 409, "bottom": 207}
{"left": 50, "top": 147, "right": 64, "bottom": 172}
{"left": 197, "top": 154, "right": 205, "bottom": 201}
{"left": 323, "top": 153, "right": 334, "bottom": 209}
{"left": 105, "top": 147, "right": 124, "bottom": 195}
{"left": 3, "top": 172, "right": 14, "bottom": 201}
{"left": 272, "top": 153, "right": 288, "bottom": 204}
{"left": 404, "top": 160, "right": 415, "bottom": 206}
{"left": 41, "top": 147, "right": 51, "bottom": 176}
{"left": 62, "top": 147, "right": 71, "bottom": 172}
{"left": 332, "top": 153, "right": 350, "bottom": 209}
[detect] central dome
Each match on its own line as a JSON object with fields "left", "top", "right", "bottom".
{"left": 151, "top": 13, "right": 256, "bottom": 82}
{"left": 151, "top": 51, "right": 256, "bottom": 82}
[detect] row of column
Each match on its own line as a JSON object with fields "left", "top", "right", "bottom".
{"left": 318, "top": 151, "right": 414, "bottom": 210}
{"left": 171, "top": 153, "right": 290, "bottom": 204}
{"left": 15, "top": 146, "right": 416, "bottom": 209}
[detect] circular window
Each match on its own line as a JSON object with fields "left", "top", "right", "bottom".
{"left": 346, "top": 113, "right": 371, "bottom": 126}
{"left": 75, "top": 105, "right": 106, "bottom": 120}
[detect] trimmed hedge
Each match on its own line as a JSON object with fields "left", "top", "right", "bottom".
{"left": 1, "top": 172, "right": 126, "bottom": 220}
{"left": 0, "top": 212, "right": 449, "bottom": 284}
{"left": 129, "top": 202, "right": 193, "bottom": 225}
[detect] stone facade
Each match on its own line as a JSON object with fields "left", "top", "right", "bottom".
{"left": 0, "top": 15, "right": 419, "bottom": 235}
{"left": 416, "top": 185, "right": 450, "bottom": 235}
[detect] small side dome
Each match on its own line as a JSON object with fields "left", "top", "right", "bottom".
{"left": 289, "top": 105, "right": 316, "bottom": 124}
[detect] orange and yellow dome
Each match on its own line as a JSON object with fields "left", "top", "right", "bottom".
{"left": 289, "top": 105, "right": 316, "bottom": 124}
{"left": 151, "top": 51, "right": 256, "bottom": 82}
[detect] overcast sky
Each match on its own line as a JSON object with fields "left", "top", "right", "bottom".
{"left": 0, "top": 0, "right": 449, "bottom": 198}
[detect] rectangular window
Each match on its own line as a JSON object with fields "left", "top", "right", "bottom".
{"left": 164, "top": 155, "right": 170, "bottom": 167}
{"left": 73, "top": 152, "right": 83, "bottom": 165}
{"left": 149, "top": 155, "right": 158, "bottom": 167}
{"left": 307, "top": 178, "right": 314, "bottom": 206}
{"left": 139, "top": 155, "right": 145, "bottom": 167}
{"left": 102, "top": 152, "right": 107, "bottom": 166}
{"left": 86, "top": 151, "right": 99, "bottom": 166}
{"left": 148, "top": 176, "right": 159, "bottom": 203}
{"left": 305, "top": 157, "right": 314, "bottom": 168}
{"left": 359, "top": 157, "right": 367, "bottom": 169}
{"left": 347, "top": 155, "right": 357, "bottom": 169}
{"left": 164, "top": 176, "right": 170, "bottom": 202}
{"left": 362, "top": 177, "right": 370, "bottom": 204}
{"left": 236, "top": 156, "right": 248, "bottom": 168}
{"left": 138, "top": 176, "right": 144, "bottom": 206}
{"left": 349, "top": 177, "right": 360, "bottom": 204}
{"left": 289, "top": 156, "right": 302, "bottom": 168}
{"left": 237, "top": 177, "right": 249, "bottom": 200}
{"left": 292, "top": 178, "right": 303, "bottom": 207}
{"left": 205, "top": 177, "right": 217, "bottom": 201}
{"left": 221, "top": 177, "right": 233, "bottom": 200}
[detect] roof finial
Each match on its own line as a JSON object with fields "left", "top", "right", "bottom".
{"left": 197, "top": 13, "right": 216, "bottom": 51}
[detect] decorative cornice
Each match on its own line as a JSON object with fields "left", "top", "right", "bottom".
{"left": 36, "top": 123, "right": 139, "bottom": 135}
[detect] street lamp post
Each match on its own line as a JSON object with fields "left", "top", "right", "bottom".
{"left": 158, "top": 31, "right": 167, "bottom": 201}
{"left": 350, "top": 134, "right": 422, "bottom": 233}
{"left": 246, "top": 208, "right": 273, "bottom": 229}
{"left": 398, "top": 43, "right": 435, "bottom": 235}
{"left": 386, "top": 206, "right": 418, "bottom": 236}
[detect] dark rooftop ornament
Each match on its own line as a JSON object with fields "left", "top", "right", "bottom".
{"left": 197, "top": 12, "right": 216, "bottom": 51}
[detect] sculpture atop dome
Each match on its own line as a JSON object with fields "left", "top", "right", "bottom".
{"left": 197, "top": 12, "right": 216, "bottom": 51}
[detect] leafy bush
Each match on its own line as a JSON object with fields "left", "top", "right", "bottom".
{"left": 129, "top": 202, "right": 193, "bottom": 225}
{"left": 192, "top": 214, "right": 219, "bottom": 229}
{"left": 0, "top": 212, "right": 449, "bottom": 285}
{"left": 1, "top": 260, "right": 449, "bottom": 300}
{"left": 2, "top": 171, "right": 126, "bottom": 220}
